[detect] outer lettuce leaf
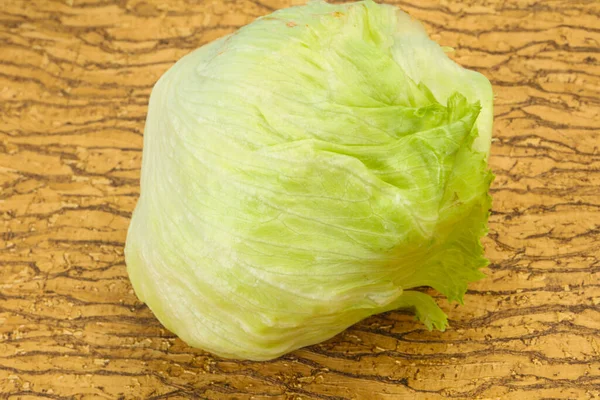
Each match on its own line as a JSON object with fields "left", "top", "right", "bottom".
{"left": 125, "top": 0, "right": 493, "bottom": 360}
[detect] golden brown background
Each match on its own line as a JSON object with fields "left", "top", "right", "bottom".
{"left": 1, "top": 0, "right": 599, "bottom": 399}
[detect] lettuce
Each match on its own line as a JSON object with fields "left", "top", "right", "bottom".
{"left": 125, "top": 0, "right": 493, "bottom": 360}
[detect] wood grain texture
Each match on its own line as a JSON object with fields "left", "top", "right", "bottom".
{"left": 0, "top": 0, "right": 599, "bottom": 399}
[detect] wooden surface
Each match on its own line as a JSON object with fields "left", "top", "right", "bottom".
{"left": 1, "top": 0, "right": 599, "bottom": 399}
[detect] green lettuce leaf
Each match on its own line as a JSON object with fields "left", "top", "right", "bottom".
{"left": 125, "top": 0, "right": 493, "bottom": 360}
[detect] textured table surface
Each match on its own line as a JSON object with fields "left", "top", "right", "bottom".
{"left": 1, "top": 0, "right": 599, "bottom": 399}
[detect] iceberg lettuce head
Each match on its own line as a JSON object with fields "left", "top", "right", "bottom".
{"left": 125, "top": 0, "right": 494, "bottom": 360}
